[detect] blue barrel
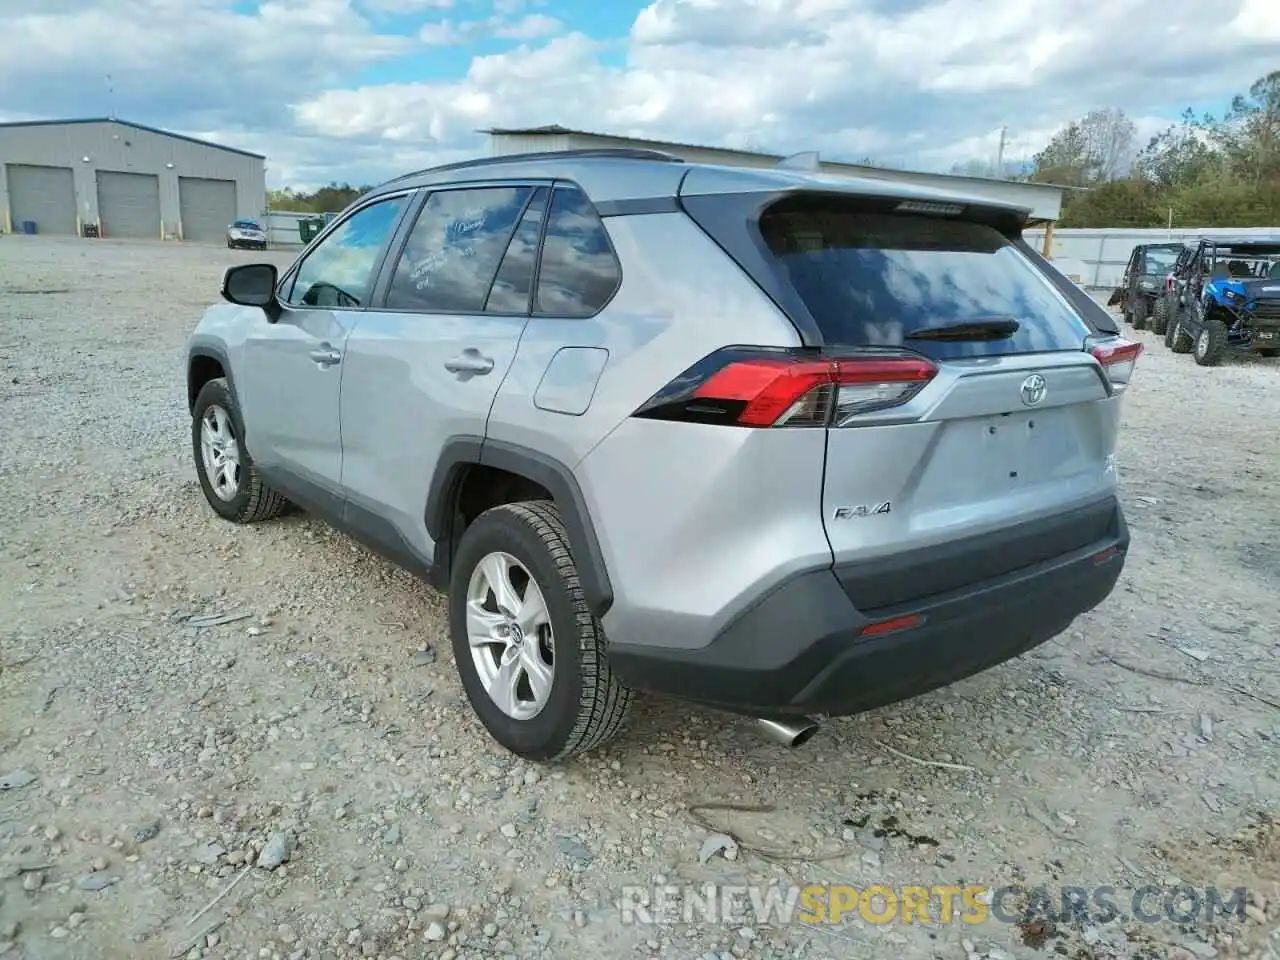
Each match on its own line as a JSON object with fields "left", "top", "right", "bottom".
{"left": 21, "top": 220, "right": 37, "bottom": 235}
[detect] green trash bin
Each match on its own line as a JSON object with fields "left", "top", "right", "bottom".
{"left": 298, "top": 216, "right": 325, "bottom": 244}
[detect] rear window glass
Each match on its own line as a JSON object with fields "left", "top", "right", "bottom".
{"left": 759, "top": 202, "right": 1092, "bottom": 358}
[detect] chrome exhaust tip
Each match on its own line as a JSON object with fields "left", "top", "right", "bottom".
{"left": 755, "top": 716, "right": 821, "bottom": 748}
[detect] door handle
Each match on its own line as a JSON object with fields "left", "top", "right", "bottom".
{"left": 444, "top": 350, "right": 494, "bottom": 375}
{"left": 309, "top": 345, "right": 341, "bottom": 366}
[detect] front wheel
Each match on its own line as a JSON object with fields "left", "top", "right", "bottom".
{"left": 191, "top": 378, "right": 288, "bottom": 523}
{"left": 1131, "top": 296, "right": 1149, "bottom": 330}
{"left": 1193, "top": 316, "right": 1228, "bottom": 366}
{"left": 1150, "top": 297, "right": 1169, "bottom": 336}
{"left": 449, "top": 501, "right": 633, "bottom": 761}
{"left": 1170, "top": 316, "right": 1193, "bottom": 354}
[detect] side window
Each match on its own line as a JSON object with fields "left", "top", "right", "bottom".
{"left": 534, "top": 186, "right": 621, "bottom": 318}
{"left": 286, "top": 196, "right": 405, "bottom": 308}
{"left": 485, "top": 187, "right": 548, "bottom": 313}
{"left": 385, "top": 186, "right": 532, "bottom": 313}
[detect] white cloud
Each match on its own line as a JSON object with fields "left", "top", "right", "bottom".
{"left": 494, "top": 12, "right": 561, "bottom": 40}
{"left": 2, "top": 0, "right": 1278, "bottom": 189}
{"left": 419, "top": 19, "right": 470, "bottom": 43}
{"left": 363, "top": 0, "right": 451, "bottom": 11}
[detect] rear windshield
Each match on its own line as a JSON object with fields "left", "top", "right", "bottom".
{"left": 758, "top": 201, "right": 1092, "bottom": 358}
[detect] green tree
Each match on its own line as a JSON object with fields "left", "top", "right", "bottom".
{"left": 267, "top": 182, "right": 373, "bottom": 213}
{"left": 1045, "top": 70, "right": 1280, "bottom": 227}
{"left": 1032, "top": 108, "right": 1136, "bottom": 186}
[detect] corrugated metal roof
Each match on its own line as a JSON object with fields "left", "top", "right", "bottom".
{"left": 0, "top": 117, "right": 265, "bottom": 159}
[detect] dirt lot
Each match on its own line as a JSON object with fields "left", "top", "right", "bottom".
{"left": 0, "top": 236, "right": 1277, "bottom": 960}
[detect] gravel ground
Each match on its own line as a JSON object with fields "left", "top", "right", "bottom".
{"left": 1, "top": 236, "right": 1278, "bottom": 960}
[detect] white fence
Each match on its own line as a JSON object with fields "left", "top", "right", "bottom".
{"left": 1022, "top": 226, "right": 1280, "bottom": 291}
{"left": 264, "top": 210, "right": 335, "bottom": 248}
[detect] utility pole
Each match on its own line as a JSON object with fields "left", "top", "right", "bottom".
{"left": 105, "top": 74, "right": 115, "bottom": 120}
{"left": 996, "top": 125, "right": 1008, "bottom": 176}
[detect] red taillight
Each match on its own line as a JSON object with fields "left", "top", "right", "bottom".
{"left": 635, "top": 348, "right": 938, "bottom": 428}
{"left": 1089, "top": 337, "right": 1143, "bottom": 386}
{"left": 860, "top": 614, "right": 924, "bottom": 637}
{"left": 1165, "top": 274, "right": 1175, "bottom": 292}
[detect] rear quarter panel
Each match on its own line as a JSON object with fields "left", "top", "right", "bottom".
{"left": 485, "top": 210, "right": 832, "bottom": 652}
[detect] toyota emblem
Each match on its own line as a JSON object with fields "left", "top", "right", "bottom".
{"left": 1020, "top": 374, "right": 1047, "bottom": 406}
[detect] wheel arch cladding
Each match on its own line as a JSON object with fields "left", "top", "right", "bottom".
{"left": 426, "top": 437, "right": 615, "bottom": 617}
{"left": 187, "top": 342, "right": 235, "bottom": 413}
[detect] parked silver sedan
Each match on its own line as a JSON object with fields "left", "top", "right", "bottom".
{"left": 225, "top": 219, "right": 267, "bottom": 250}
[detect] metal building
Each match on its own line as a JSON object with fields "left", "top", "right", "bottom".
{"left": 484, "top": 125, "right": 1071, "bottom": 254}
{"left": 0, "top": 118, "right": 265, "bottom": 241}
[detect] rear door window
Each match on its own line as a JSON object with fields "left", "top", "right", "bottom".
{"left": 758, "top": 198, "right": 1092, "bottom": 359}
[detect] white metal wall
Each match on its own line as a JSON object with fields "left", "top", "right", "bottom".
{"left": 1023, "top": 226, "right": 1280, "bottom": 290}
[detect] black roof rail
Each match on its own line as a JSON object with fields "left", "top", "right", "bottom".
{"left": 384, "top": 148, "right": 685, "bottom": 185}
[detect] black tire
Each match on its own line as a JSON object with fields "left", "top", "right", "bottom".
{"left": 191, "top": 377, "right": 288, "bottom": 523}
{"left": 1131, "top": 296, "right": 1149, "bottom": 330}
{"left": 1164, "top": 307, "right": 1180, "bottom": 348}
{"left": 1170, "top": 316, "right": 1193, "bottom": 353}
{"left": 1260, "top": 348, "right": 1280, "bottom": 358}
{"left": 1150, "top": 297, "right": 1169, "bottom": 336}
{"left": 449, "top": 501, "right": 633, "bottom": 761}
{"left": 1192, "top": 314, "right": 1228, "bottom": 366}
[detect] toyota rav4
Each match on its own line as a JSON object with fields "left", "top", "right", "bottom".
{"left": 185, "top": 149, "right": 1138, "bottom": 761}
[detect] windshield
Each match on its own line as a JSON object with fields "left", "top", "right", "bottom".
{"left": 1143, "top": 248, "right": 1178, "bottom": 274}
{"left": 1210, "top": 251, "right": 1280, "bottom": 279}
{"left": 757, "top": 200, "right": 1092, "bottom": 360}
{"left": 233, "top": 220, "right": 260, "bottom": 229}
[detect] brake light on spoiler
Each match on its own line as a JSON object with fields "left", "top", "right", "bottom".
{"left": 632, "top": 347, "right": 938, "bottom": 428}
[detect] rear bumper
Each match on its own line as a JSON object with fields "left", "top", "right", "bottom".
{"left": 608, "top": 498, "right": 1129, "bottom": 716}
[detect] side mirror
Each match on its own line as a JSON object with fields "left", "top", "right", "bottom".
{"left": 221, "top": 263, "right": 281, "bottom": 322}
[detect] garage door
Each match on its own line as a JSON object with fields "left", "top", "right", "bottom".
{"left": 97, "top": 170, "right": 160, "bottom": 239}
{"left": 179, "top": 177, "right": 237, "bottom": 243}
{"left": 7, "top": 164, "right": 76, "bottom": 235}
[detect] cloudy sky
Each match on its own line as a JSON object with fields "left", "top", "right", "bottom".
{"left": 2, "top": 0, "right": 1277, "bottom": 189}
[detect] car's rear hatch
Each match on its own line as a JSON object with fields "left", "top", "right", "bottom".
{"left": 678, "top": 176, "right": 1136, "bottom": 610}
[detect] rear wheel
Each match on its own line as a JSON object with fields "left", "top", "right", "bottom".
{"left": 449, "top": 501, "right": 633, "bottom": 761}
{"left": 1193, "top": 315, "right": 1228, "bottom": 366}
{"left": 1259, "top": 349, "right": 1280, "bottom": 358}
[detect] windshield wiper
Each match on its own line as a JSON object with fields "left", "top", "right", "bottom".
{"left": 906, "top": 317, "right": 1020, "bottom": 341}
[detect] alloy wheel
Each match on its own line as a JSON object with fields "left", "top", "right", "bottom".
{"left": 465, "top": 551, "right": 555, "bottom": 720}
{"left": 199, "top": 404, "right": 241, "bottom": 502}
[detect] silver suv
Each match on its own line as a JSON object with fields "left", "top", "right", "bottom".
{"left": 185, "top": 149, "right": 1140, "bottom": 761}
